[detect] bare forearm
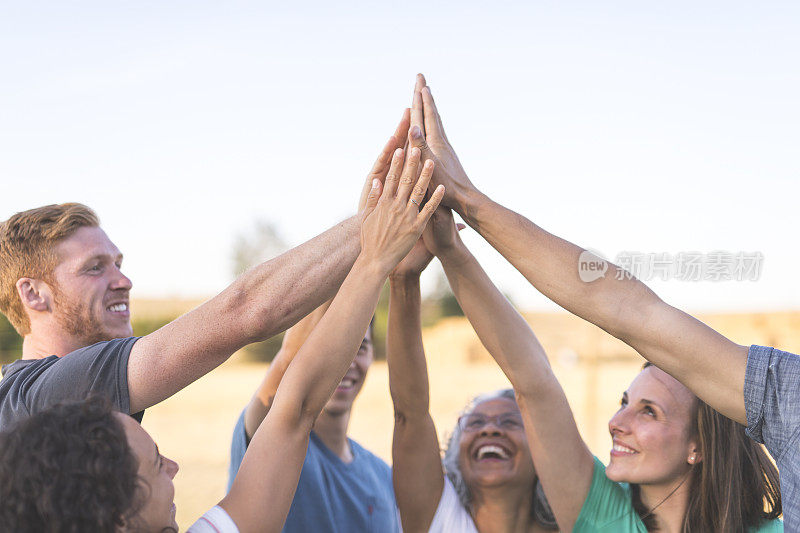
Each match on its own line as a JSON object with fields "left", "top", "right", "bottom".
{"left": 244, "top": 301, "right": 334, "bottom": 439}
{"left": 456, "top": 191, "right": 658, "bottom": 346}
{"left": 129, "top": 217, "right": 361, "bottom": 413}
{"left": 387, "top": 275, "right": 431, "bottom": 418}
{"left": 387, "top": 275, "right": 444, "bottom": 532}
{"left": 225, "top": 216, "right": 361, "bottom": 343}
{"left": 270, "top": 258, "right": 385, "bottom": 428}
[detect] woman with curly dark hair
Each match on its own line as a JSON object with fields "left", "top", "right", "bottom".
{"left": 0, "top": 149, "right": 444, "bottom": 532}
{"left": 0, "top": 395, "right": 162, "bottom": 532}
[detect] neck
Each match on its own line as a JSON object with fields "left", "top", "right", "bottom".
{"left": 470, "top": 483, "right": 542, "bottom": 533}
{"left": 638, "top": 473, "right": 692, "bottom": 533}
{"left": 21, "top": 329, "right": 85, "bottom": 359}
{"left": 312, "top": 409, "right": 352, "bottom": 462}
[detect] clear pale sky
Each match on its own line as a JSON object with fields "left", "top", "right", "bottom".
{"left": 2, "top": 1, "right": 798, "bottom": 311}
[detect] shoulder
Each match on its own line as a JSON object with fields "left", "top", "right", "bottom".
{"left": 428, "top": 475, "right": 478, "bottom": 533}
{"left": 749, "top": 518, "right": 784, "bottom": 533}
{"left": 187, "top": 506, "right": 240, "bottom": 533}
{"left": 745, "top": 344, "right": 800, "bottom": 452}
{"left": 574, "top": 457, "right": 646, "bottom": 532}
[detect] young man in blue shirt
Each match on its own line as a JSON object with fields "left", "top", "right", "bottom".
{"left": 227, "top": 302, "right": 399, "bottom": 533}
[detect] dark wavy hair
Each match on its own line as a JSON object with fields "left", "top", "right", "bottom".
{"left": 0, "top": 396, "right": 144, "bottom": 532}
{"left": 633, "top": 363, "right": 782, "bottom": 532}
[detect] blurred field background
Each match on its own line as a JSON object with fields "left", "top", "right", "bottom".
{"left": 40, "top": 300, "right": 793, "bottom": 529}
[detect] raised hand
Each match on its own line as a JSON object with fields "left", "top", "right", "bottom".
{"left": 407, "top": 74, "right": 477, "bottom": 211}
{"left": 391, "top": 238, "right": 434, "bottom": 280}
{"left": 421, "top": 206, "right": 464, "bottom": 258}
{"left": 358, "top": 109, "right": 412, "bottom": 213}
{"left": 359, "top": 147, "right": 444, "bottom": 275}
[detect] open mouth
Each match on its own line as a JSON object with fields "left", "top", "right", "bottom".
{"left": 106, "top": 303, "right": 129, "bottom": 314}
{"left": 611, "top": 442, "right": 639, "bottom": 456}
{"left": 474, "top": 444, "right": 512, "bottom": 462}
{"left": 336, "top": 378, "right": 356, "bottom": 391}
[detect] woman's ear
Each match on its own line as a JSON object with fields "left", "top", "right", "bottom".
{"left": 687, "top": 444, "right": 702, "bottom": 465}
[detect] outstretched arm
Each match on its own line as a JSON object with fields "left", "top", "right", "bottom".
{"left": 427, "top": 208, "right": 593, "bottom": 531}
{"left": 408, "top": 74, "right": 747, "bottom": 425}
{"left": 220, "top": 147, "right": 446, "bottom": 533}
{"left": 242, "top": 300, "right": 331, "bottom": 440}
{"left": 387, "top": 238, "right": 444, "bottom": 532}
{"left": 127, "top": 112, "right": 412, "bottom": 414}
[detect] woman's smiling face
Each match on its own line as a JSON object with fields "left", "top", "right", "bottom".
{"left": 605, "top": 366, "right": 700, "bottom": 488}
{"left": 117, "top": 414, "right": 180, "bottom": 532}
{"left": 458, "top": 397, "right": 536, "bottom": 492}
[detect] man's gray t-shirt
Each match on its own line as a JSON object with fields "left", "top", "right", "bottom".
{"left": 0, "top": 336, "right": 141, "bottom": 430}
{"left": 744, "top": 345, "right": 799, "bottom": 530}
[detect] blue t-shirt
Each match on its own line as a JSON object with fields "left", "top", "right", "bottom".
{"left": 228, "top": 409, "right": 400, "bottom": 533}
{"left": 745, "top": 345, "right": 800, "bottom": 530}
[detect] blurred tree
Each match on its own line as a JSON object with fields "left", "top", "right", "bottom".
{"left": 0, "top": 314, "right": 22, "bottom": 364}
{"left": 232, "top": 220, "right": 289, "bottom": 277}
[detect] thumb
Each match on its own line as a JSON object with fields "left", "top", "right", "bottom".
{"left": 408, "top": 125, "right": 431, "bottom": 154}
{"left": 363, "top": 178, "right": 383, "bottom": 217}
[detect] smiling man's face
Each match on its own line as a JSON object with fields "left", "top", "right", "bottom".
{"left": 48, "top": 226, "right": 133, "bottom": 346}
{"left": 323, "top": 328, "right": 374, "bottom": 417}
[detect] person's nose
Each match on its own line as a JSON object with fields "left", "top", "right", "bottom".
{"left": 609, "top": 407, "right": 632, "bottom": 437}
{"left": 110, "top": 265, "right": 133, "bottom": 291}
{"left": 479, "top": 418, "right": 503, "bottom": 436}
{"left": 164, "top": 456, "right": 179, "bottom": 479}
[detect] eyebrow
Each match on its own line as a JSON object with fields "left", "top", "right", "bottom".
{"left": 622, "top": 392, "right": 664, "bottom": 412}
{"left": 80, "top": 253, "right": 123, "bottom": 266}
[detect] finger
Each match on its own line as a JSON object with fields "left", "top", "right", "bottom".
{"left": 358, "top": 135, "right": 397, "bottom": 211}
{"left": 408, "top": 124, "right": 430, "bottom": 156}
{"left": 392, "top": 108, "right": 411, "bottom": 149}
{"left": 411, "top": 75, "right": 425, "bottom": 137}
{"left": 421, "top": 86, "right": 448, "bottom": 143}
{"left": 382, "top": 148, "right": 405, "bottom": 198}
{"left": 418, "top": 185, "right": 446, "bottom": 225}
{"left": 415, "top": 73, "right": 427, "bottom": 92}
{"left": 408, "top": 159, "right": 434, "bottom": 210}
{"left": 396, "top": 147, "right": 421, "bottom": 202}
{"left": 363, "top": 178, "right": 383, "bottom": 217}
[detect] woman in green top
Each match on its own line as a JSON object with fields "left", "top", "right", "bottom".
{"left": 422, "top": 207, "right": 782, "bottom": 532}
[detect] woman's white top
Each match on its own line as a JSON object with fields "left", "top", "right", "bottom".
{"left": 187, "top": 505, "right": 240, "bottom": 533}
{"left": 428, "top": 476, "right": 479, "bottom": 532}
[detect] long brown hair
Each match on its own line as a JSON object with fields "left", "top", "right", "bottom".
{"left": 632, "top": 363, "right": 781, "bottom": 531}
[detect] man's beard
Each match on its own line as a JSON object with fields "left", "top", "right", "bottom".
{"left": 52, "top": 288, "right": 114, "bottom": 347}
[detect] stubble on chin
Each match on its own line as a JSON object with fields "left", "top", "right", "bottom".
{"left": 52, "top": 290, "right": 117, "bottom": 347}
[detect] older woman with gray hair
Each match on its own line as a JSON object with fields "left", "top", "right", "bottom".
{"left": 387, "top": 208, "right": 556, "bottom": 533}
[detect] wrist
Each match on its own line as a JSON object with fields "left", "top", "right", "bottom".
{"left": 352, "top": 254, "right": 393, "bottom": 283}
{"left": 438, "top": 242, "right": 471, "bottom": 268}
{"left": 389, "top": 271, "right": 422, "bottom": 286}
{"left": 454, "top": 187, "right": 489, "bottom": 226}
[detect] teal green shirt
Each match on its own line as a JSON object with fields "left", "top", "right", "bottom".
{"left": 574, "top": 457, "right": 783, "bottom": 532}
